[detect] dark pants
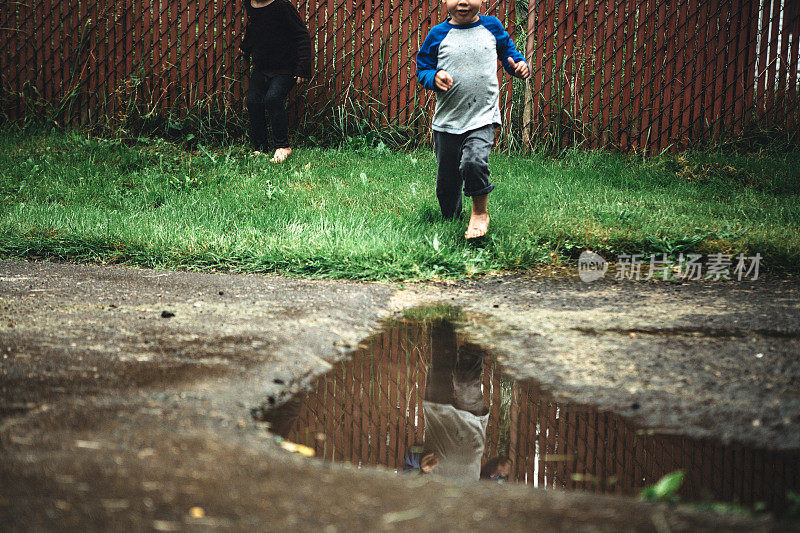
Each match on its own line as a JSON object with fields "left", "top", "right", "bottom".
{"left": 247, "top": 70, "right": 295, "bottom": 150}
{"left": 432, "top": 124, "right": 495, "bottom": 219}
{"left": 425, "top": 319, "right": 488, "bottom": 416}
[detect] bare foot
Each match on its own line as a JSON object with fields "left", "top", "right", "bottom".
{"left": 465, "top": 193, "right": 490, "bottom": 239}
{"left": 465, "top": 212, "right": 490, "bottom": 239}
{"left": 270, "top": 147, "right": 292, "bottom": 163}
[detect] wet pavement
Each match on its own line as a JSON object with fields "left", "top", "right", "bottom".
{"left": 1, "top": 259, "right": 799, "bottom": 531}
{"left": 256, "top": 315, "right": 800, "bottom": 513}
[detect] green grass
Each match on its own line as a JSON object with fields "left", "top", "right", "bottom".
{"left": 1, "top": 128, "right": 799, "bottom": 280}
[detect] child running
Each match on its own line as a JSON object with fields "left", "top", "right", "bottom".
{"left": 240, "top": 0, "right": 313, "bottom": 163}
{"left": 416, "top": 0, "right": 529, "bottom": 238}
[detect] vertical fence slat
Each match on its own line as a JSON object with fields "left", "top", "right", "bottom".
{"left": 377, "top": 331, "right": 389, "bottom": 466}
{"left": 352, "top": 0, "right": 365, "bottom": 94}
{"left": 600, "top": 0, "right": 617, "bottom": 147}
{"left": 361, "top": 346, "right": 374, "bottom": 466}
{"left": 590, "top": 0, "right": 608, "bottom": 148}
{"left": 631, "top": 0, "right": 653, "bottom": 150}
{"left": 160, "top": 0, "right": 173, "bottom": 112}
{"left": 709, "top": 0, "right": 731, "bottom": 140}
{"left": 721, "top": 0, "right": 742, "bottom": 136}
{"left": 397, "top": 1, "right": 410, "bottom": 123}
{"left": 655, "top": 0, "right": 677, "bottom": 149}
{"left": 688, "top": 0, "right": 711, "bottom": 141}
{"left": 764, "top": 0, "right": 783, "bottom": 123}
{"left": 618, "top": 0, "right": 636, "bottom": 149}
{"left": 571, "top": 0, "right": 587, "bottom": 146}
{"left": 44, "top": 0, "right": 55, "bottom": 102}
{"left": 0, "top": 2, "right": 14, "bottom": 117}
{"left": 124, "top": 2, "right": 134, "bottom": 93}
{"left": 387, "top": 0, "right": 400, "bottom": 124}
{"left": 55, "top": 0, "right": 69, "bottom": 122}
{"left": 562, "top": 0, "right": 576, "bottom": 146}
{"left": 553, "top": 0, "right": 567, "bottom": 148}
{"left": 508, "top": 383, "right": 520, "bottom": 481}
{"left": 604, "top": 413, "right": 618, "bottom": 494}
{"left": 388, "top": 327, "right": 400, "bottom": 469}
{"left": 648, "top": 0, "right": 668, "bottom": 151}
{"left": 407, "top": 0, "right": 422, "bottom": 127}
{"left": 776, "top": 3, "right": 792, "bottom": 127}
{"left": 675, "top": 0, "right": 699, "bottom": 145}
{"left": 554, "top": 404, "right": 568, "bottom": 488}
{"left": 609, "top": 0, "right": 627, "bottom": 147}
{"left": 789, "top": 3, "right": 800, "bottom": 129}
{"left": 536, "top": 0, "right": 551, "bottom": 140}
{"left": 526, "top": 387, "right": 536, "bottom": 484}
{"left": 525, "top": 0, "right": 541, "bottom": 141}
{"left": 666, "top": 0, "right": 688, "bottom": 148}
{"left": 578, "top": 0, "right": 596, "bottom": 144}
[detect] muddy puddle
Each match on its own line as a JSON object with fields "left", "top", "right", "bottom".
{"left": 255, "top": 309, "right": 800, "bottom": 513}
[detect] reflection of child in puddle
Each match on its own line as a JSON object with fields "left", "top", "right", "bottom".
{"left": 422, "top": 318, "right": 489, "bottom": 481}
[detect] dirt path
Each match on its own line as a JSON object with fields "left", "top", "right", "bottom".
{"left": 1, "top": 260, "right": 798, "bottom": 531}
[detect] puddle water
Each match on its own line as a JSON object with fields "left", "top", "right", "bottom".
{"left": 257, "top": 312, "right": 800, "bottom": 513}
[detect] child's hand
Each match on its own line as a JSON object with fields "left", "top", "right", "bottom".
{"left": 434, "top": 70, "right": 454, "bottom": 91}
{"left": 507, "top": 57, "right": 530, "bottom": 79}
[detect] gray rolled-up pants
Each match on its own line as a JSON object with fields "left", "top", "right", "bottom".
{"left": 432, "top": 124, "right": 495, "bottom": 219}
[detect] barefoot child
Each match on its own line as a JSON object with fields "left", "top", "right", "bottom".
{"left": 240, "top": 0, "right": 313, "bottom": 163}
{"left": 416, "top": 0, "right": 529, "bottom": 238}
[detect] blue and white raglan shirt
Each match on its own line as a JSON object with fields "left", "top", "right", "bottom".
{"left": 416, "top": 16, "right": 525, "bottom": 134}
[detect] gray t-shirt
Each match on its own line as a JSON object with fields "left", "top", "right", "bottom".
{"left": 423, "top": 401, "right": 490, "bottom": 481}
{"left": 416, "top": 16, "right": 526, "bottom": 134}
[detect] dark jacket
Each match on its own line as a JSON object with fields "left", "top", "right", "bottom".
{"left": 241, "top": 0, "right": 313, "bottom": 78}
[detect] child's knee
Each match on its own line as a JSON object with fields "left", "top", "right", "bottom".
{"left": 263, "top": 93, "right": 283, "bottom": 108}
{"left": 459, "top": 156, "right": 489, "bottom": 177}
{"left": 246, "top": 92, "right": 263, "bottom": 109}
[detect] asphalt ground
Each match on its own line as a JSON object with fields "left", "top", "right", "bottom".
{"left": 1, "top": 260, "right": 798, "bottom": 531}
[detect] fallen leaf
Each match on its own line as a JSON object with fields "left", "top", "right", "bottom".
{"left": 280, "top": 440, "right": 315, "bottom": 457}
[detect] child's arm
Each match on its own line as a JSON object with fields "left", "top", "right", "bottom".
{"left": 285, "top": 3, "right": 313, "bottom": 80}
{"left": 484, "top": 17, "right": 529, "bottom": 78}
{"left": 416, "top": 25, "right": 451, "bottom": 91}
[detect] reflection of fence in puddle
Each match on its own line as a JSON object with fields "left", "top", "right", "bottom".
{"left": 278, "top": 320, "right": 799, "bottom": 512}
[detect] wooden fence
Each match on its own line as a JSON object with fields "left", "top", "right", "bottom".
{"left": 265, "top": 320, "right": 800, "bottom": 512}
{"left": 0, "top": 0, "right": 798, "bottom": 151}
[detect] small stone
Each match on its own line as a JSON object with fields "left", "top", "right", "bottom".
{"left": 755, "top": 353, "right": 764, "bottom": 358}
{"left": 189, "top": 506, "right": 205, "bottom": 518}
{"left": 752, "top": 419, "right": 762, "bottom": 427}
{"left": 55, "top": 500, "right": 71, "bottom": 511}
{"left": 218, "top": 291, "right": 224, "bottom": 295}
{"left": 161, "top": 311, "right": 174, "bottom": 318}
